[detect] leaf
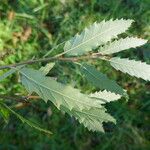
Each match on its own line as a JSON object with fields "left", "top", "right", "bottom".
{"left": 0, "top": 103, "right": 10, "bottom": 123}
{"left": 99, "top": 37, "right": 147, "bottom": 55}
{"left": 61, "top": 106, "right": 116, "bottom": 132}
{"left": 0, "top": 65, "right": 24, "bottom": 82}
{"left": 90, "top": 90, "right": 121, "bottom": 104}
{"left": 40, "top": 63, "right": 55, "bottom": 75}
{"left": 64, "top": 19, "right": 133, "bottom": 56}
{"left": 20, "top": 68, "right": 102, "bottom": 110}
{"left": 110, "top": 57, "right": 150, "bottom": 81}
{"left": 0, "top": 69, "right": 16, "bottom": 81}
{"left": 0, "top": 102, "right": 52, "bottom": 134}
{"left": 80, "top": 64, "right": 126, "bottom": 96}
{"left": 19, "top": 68, "right": 116, "bottom": 132}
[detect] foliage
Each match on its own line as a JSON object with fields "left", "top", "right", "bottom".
{"left": 0, "top": 1, "right": 149, "bottom": 150}
{"left": 20, "top": 67, "right": 116, "bottom": 132}
{"left": 0, "top": 101, "right": 52, "bottom": 135}
{"left": 1, "top": 18, "right": 149, "bottom": 133}
{"left": 110, "top": 57, "right": 150, "bottom": 81}
{"left": 99, "top": 37, "right": 147, "bottom": 54}
{"left": 80, "top": 63, "right": 125, "bottom": 95}
{"left": 64, "top": 19, "right": 133, "bottom": 56}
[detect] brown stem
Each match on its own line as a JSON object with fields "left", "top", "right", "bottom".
{"left": 0, "top": 94, "right": 40, "bottom": 102}
{"left": 0, "top": 53, "right": 104, "bottom": 70}
{"left": 0, "top": 94, "right": 42, "bottom": 110}
{"left": 0, "top": 95, "right": 27, "bottom": 102}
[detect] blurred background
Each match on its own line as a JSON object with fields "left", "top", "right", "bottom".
{"left": 0, "top": 0, "right": 150, "bottom": 149}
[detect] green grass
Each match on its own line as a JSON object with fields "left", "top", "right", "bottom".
{"left": 0, "top": 0, "right": 150, "bottom": 149}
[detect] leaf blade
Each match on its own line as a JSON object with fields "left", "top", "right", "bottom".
{"left": 90, "top": 90, "right": 121, "bottom": 104}
{"left": 19, "top": 68, "right": 116, "bottom": 132}
{"left": 110, "top": 57, "right": 150, "bottom": 81}
{"left": 20, "top": 68, "right": 101, "bottom": 110}
{"left": 0, "top": 102, "right": 52, "bottom": 135}
{"left": 40, "top": 63, "right": 55, "bottom": 75}
{"left": 99, "top": 37, "right": 147, "bottom": 55}
{"left": 0, "top": 66, "right": 25, "bottom": 82}
{"left": 80, "top": 64, "right": 126, "bottom": 96}
{"left": 64, "top": 19, "right": 133, "bottom": 56}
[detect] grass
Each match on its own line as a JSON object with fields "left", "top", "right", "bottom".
{"left": 0, "top": 0, "right": 150, "bottom": 149}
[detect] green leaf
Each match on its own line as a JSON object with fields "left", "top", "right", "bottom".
{"left": 0, "top": 103, "right": 10, "bottom": 123}
{"left": 20, "top": 68, "right": 102, "bottom": 110}
{"left": 19, "top": 68, "right": 116, "bottom": 132}
{"left": 64, "top": 19, "right": 133, "bottom": 56}
{"left": 0, "top": 66, "right": 24, "bottom": 82}
{"left": 80, "top": 64, "right": 126, "bottom": 96}
{"left": 62, "top": 106, "right": 115, "bottom": 132}
{"left": 110, "top": 57, "right": 150, "bottom": 81}
{"left": 40, "top": 63, "right": 55, "bottom": 75}
{"left": 90, "top": 90, "right": 121, "bottom": 104}
{"left": 99, "top": 37, "right": 147, "bottom": 55}
{"left": 0, "top": 102, "right": 52, "bottom": 135}
{"left": 0, "top": 69, "right": 16, "bottom": 81}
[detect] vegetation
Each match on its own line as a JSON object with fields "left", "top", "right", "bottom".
{"left": 0, "top": 1, "right": 150, "bottom": 150}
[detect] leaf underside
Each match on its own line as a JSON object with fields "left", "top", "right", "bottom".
{"left": 64, "top": 19, "right": 133, "bottom": 56}
{"left": 20, "top": 68, "right": 116, "bottom": 132}
{"left": 99, "top": 37, "right": 147, "bottom": 55}
{"left": 40, "top": 62, "right": 55, "bottom": 75}
{"left": 110, "top": 57, "right": 150, "bottom": 81}
{"left": 90, "top": 90, "right": 121, "bottom": 104}
{"left": 2, "top": 18, "right": 148, "bottom": 133}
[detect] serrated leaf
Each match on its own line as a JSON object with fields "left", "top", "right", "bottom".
{"left": 99, "top": 37, "right": 147, "bottom": 55}
{"left": 90, "top": 90, "right": 121, "bottom": 104}
{"left": 20, "top": 68, "right": 101, "bottom": 110}
{"left": 19, "top": 68, "right": 116, "bottom": 132}
{"left": 0, "top": 102, "right": 52, "bottom": 134}
{"left": 40, "top": 63, "right": 55, "bottom": 75}
{"left": 110, "top": 57, "right": 150, "bottom": 81}
{"left": 80, "top": 64, "right": 126, "bottom": 96}
{"left": 62, "top": 106, "right": 116, "bottom": 132}
{"left": 64, "top": 19, "right": 133, "bottom": 56}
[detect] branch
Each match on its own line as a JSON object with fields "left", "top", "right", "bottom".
{"left": 0, "top": 94, "right": 41, "bottom": 109}
{"left": 0, "top": 94, "right": 47, "bottom": 112}
{"left": 0, "top": 95, "right": 27, "bottom": 102}
{"left": 0, "top": 53, "right": 105, "bottom": 70}
{"left": 0, "top": 94, "right": 40, "bottom": 102}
